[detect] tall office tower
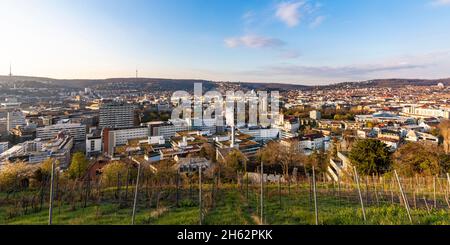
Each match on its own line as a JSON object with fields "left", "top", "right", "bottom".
{"left": 6, "top": 110, "right": 26, "bottom": 133}
{"left": 99, "top": 102, "right": 136, "bottom": 129}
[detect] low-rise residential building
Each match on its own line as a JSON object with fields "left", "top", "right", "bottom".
{"left": 317, "top": 120, "right": 343, "bottom": 130}
{"left": 174, "top": 156, "right": 210, "bottom": 172}
{"left": 0, "top": 131, "right": 73, "bottom": 168}
{"left": 86, "top": 128, "right": 102, "bottom": 156}
{"left": 310, "top": 110, "right": 322, "bottom": 120}
{"left": 148, "top": 120, "right": 190, "bottom": 139}
{"left": 298, "top": 133, "right": 330, "bottom": 154}
{"left": 405, "top": 130, "right": 439, "bottom": 145}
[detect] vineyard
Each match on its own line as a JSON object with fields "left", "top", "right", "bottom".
{"left": 2, "top": 168, "right": 450, "bottom": 225}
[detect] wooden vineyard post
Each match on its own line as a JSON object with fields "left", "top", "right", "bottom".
{"left": 246, "top": 171, "right": 249, "bottom": 202}
{"left": 413, "top": 190, "right": 417, "bottom": 209}
{"left": 446, "top": 173, "right": 450, "bottom": 208}
{"left": 131, "top": 163, "right": 141, "bottom": 225}
{"left": 423, "top": 197, "right": 430, "bottom": 214}
{"left": 373, "top": 174, "right": 379, "bottom": 205}
{"left": 394, "top": 170, "right": 412, "bottom": 224}
{"left": 278, "top": 176, "right": 282, "bottom": 208}
{"left": 260, "top": 161, "right": 264, "bottom": 225}
{"left": 365, "top": 176, "right": 369, "bottom": 205}
{"left": 48, "top": 159, "right": 56, "bottom": 225}
{"left": 199, "top": 166, "right": 203, "bottom": 225}
{"left": 312, "top": 166, "right": 319, "bottom": 225}
{"left": 337, "top": 174, "right": 341, "bottom": 207}
{"left": 176, "top": 169, "right": 180, "bottom": 207}
{"left": 433, "top": 175, "right": 437, "bottom": 209}
{"left": 353, "top": 166, "right": 366, "bottom": 222}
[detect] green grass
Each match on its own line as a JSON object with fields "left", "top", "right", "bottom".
{"left": 1, "top": 185, "right": 450, "bottom": 225}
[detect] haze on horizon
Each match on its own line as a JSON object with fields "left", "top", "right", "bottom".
{"left": 1, "top": 0, "right": 450, "bottom": 85}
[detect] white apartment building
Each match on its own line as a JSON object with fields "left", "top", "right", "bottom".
{"left": 402, "top": 106, "right": 450, "bottom": 119}
{"left": 148, "top": 120, "right": 190, "bottom": 139}
{"left": 310, "top": 110, "right": 322, "bottom": 120}
{"left": 0, "top": 132, "right": 73, "bottom": 168}
{"left": 36, "top": 123, "right": 86, "bottom": 141}
{"left": 86, "top": 128, "right": 102, "bottom": 156}
{"left": 405, "top": 130, "right": 439, "bottom": 145}
{"left": 238, "top": 127, "right": 280, "bottom": 142}
{"left": 103, "top": 127, "right": 149, "bottom": 155}
{"left": 299, "top": 134, "right": 330, "bottom": 155}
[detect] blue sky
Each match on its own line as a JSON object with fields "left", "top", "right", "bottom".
{"left": 1, "top": 0, "right": 450, "bottom": 85}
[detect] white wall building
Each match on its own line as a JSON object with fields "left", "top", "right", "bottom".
{"left": 36, "top": 123, "right": 86, "bottom": 141}
{"left": 310, "top": 110, "right": 322, "bottom": 120}
{"left": 86, "top": 129, "right": 102, "bottom": 156}
{"left": 238, "top": 127, "right": 280, "bottom": 141}
{"left": 405, "top": 130, "right": 439, "bottom": 145}
{"left": 148, "top": 120, "right": 191, "bottom": 140}
{"left": 103, "top": 127, "right": 149, "bottom": 156}
{"left": 402, "top": 106, "right": 450, "bottom": 119}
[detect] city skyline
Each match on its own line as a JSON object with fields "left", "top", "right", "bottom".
{"left": 2, "top": 0, "right": 450, "bottom": 85}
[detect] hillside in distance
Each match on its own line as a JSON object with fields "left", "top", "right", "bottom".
{"left": 0, "top": 76, "right": 309, "bottom": 91}
{"left": 0, "top": 75, "right": 449, "bottom": 91}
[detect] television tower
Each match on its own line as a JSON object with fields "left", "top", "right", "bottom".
{"left": 9, "top": 62, "right": 12, "bottom": 77}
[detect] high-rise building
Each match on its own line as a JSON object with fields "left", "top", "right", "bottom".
{"left": 7, "top": 110, "right": 27, "bottom": 133}
{"left": 99, "top": 102, "right": 136, "bottom": 129}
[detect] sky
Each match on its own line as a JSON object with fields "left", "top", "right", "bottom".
{"left": 1, "top": 0, "right": 450, "bottom": 85}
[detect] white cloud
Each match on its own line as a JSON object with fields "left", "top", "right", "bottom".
{"left": 432, "top": 0, "right": 450, "bottom": 6}
{"left": 275, "top": 1, "right": 305, "bottom": 27}
{"left": 224, "top": 35, "right": 285, "bottom": 48}
{"left": 309, "top": 15, "right": 326, "bottom": 28}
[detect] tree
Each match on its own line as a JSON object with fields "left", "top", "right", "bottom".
{"left": 32, "top": 158, "right": 54, "bottom": 184}
{"left": 439, "top": 120, "right": 450, "bottom": 154}
{"left": 306, "top": 149, "right": 328, "bottom": 174}
{"left": 68, "top": 152, "right": 89, "bottom": 180}
{"left": 154, "top": 159, "right": 176, "bottom": 184}
{"left": 279, "top": 140, "right": 304, "bottom": 178}
{"left": 223, "top": 149, "right": 247, "bottom": 175}
{"left": 0, "top": 162, "right": 36, "bottom": 191}
{"left": 100, "top": 161, "right": 128, "bottom": 186}
{"left": 257, "top": 141, "right": 283, "bottom": 170}
{"left": 393, "top": 142, "right": 442, "bottom": 177}
{"left": 257, "top": 140, "right": 303, "bottom": 178}
{"left": 349, "top": 139, "right": 392, "bottom": 175}
{"left": 199, "top": 143, "right": 217, "bottom": 162}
